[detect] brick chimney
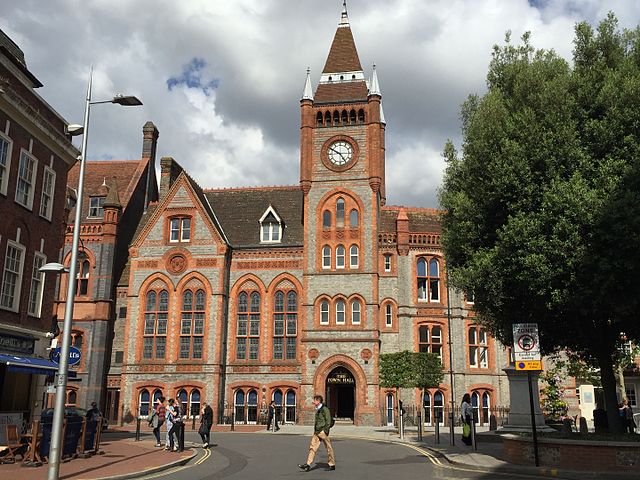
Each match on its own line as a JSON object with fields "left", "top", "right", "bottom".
{"left": 396, "top": 208, "right": 409, "bottom": 256}
{"left": 142, "top": 121, "right": 159, "bottom": 211}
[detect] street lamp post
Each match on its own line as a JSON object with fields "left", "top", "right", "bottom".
{"left": 44, "top": 69, "right": 141, "bottom": 480}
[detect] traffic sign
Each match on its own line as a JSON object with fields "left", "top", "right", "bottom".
{"left": 513, "top": 323, "right": 541, "bottom": 370}
{"left": 50, "top": 346, "right": 82, "bottom": 366}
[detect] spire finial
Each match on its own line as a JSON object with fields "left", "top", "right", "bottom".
{"left": 339, "top": 0, "right": 350, "bottom": 27}
{"left": 369, "top": 63, "right": 381, "bottom": 96}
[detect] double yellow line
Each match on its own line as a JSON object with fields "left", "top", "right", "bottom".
{"left": 140, "top": 446, "right": 211, "bottom": 479}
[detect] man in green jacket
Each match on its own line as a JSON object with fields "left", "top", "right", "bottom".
{"left": 298, "top": 394, "right": 336, "bottom": 472}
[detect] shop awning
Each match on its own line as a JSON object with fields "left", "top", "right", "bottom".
{"left": 0, "top": 353, "right": 77, "bottom": 377}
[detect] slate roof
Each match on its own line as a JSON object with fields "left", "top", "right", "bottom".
{"left": 380, "top": 207, "right": 443, "bottom": 234}
{"left": 204, "top": 186, "right": 304, "bottom": 248}
{"left": 314, "top": 81, "right": 369, "bottom": 104}
{"left": 67, "top": 160, "right": 148, "bottom": 220}
{"left": 322, "top": 25, "right": 363, "bottom": 74}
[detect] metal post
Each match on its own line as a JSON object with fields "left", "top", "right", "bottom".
{"left": 231, "top": 412, "right": 235, "bottom": 431}
{"left": 435, "top": 417, "right": 440, "bottom": 444}
{"left": 528, "top": 371, "right": 539, "bottom": 466}
{"left": 446, "top": 267, "right": 456, "bottom": 446}
{"left": 135, "top": 417, "right": 141, "bottom": 441}
{"left": 398, "top": 400, "right": 404, "bottom": 440}
{"left": 471, "top": 415, "right": 477, "bottom": 451}
{"left": 417, "top": 411, "right": 422, "bottom": 441}
{"left": 47, "top": 71, "right": 93, "bottom": 480}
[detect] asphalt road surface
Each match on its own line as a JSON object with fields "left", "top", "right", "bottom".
{"left": 138, "top": 431, "right": 546, "bottom": 480}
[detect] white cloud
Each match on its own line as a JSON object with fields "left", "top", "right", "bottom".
{"left": 3, "top": 0, "right": 640, "bottom": 208}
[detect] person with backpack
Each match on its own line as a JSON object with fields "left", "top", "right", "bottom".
{"left": 298, "top": 394, "right": 335, "bottom": 472}
{"left": 461, "top": 393, "right": 473, "bottom": 446}
{"left": 166, "top": 399, "right": 181, "bottom": 452}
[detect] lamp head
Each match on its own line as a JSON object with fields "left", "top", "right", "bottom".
{"left": 40, "top": 262, "right": 69, "bottom": 273}
{"left": 66, "top": 124, "right": 84, "bottom": 136}
{"left": 112, "top": 94, "right": 142, "bottom": 106}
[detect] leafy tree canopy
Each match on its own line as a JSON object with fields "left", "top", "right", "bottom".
{"left": 439, "top": 13, "right": 640, "bottom": 433}
{"left": 379, "top": 351, "right": 443, "bottom": 390}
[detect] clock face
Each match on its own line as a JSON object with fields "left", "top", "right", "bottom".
{"left": 328, "top": 141, "right": 353, "bottom": 166}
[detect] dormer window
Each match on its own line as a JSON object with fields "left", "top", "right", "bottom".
{"left": 259, "top": 206, "right": 283, "bottom": 244}
{"left": 88, "top": 196, "right": 105, "bottom": 218}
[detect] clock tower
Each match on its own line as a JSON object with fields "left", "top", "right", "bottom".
{"left": 299, "top": 2, "right": 387, "bottom": 425}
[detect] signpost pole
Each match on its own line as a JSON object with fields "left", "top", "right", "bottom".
{"left": 527, "top": 371, "right": 539, "bottom": 467}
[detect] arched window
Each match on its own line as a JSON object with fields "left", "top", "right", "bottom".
{"left": 178, "top": 389, "right": 188, "bottom": 416}
{"left": 349, "top": 209, "right": 359, "bottom": 228}
{"left": 320, "top": 300, "right": 329, "bottom": 324}
{"left": 153, "top": 389, "right": 163, "bottom": 405}
{"left": 273, "top": 290, "right": 297, "bottom": 360}
{"left": 418, "top": 324, "right": 443, "bottom": 359}
{"left": 469, "top": 325, "right": 488, "bottom": 368}
{"left": 349, "top": 245, "right": 359, "bottom": 268}
{"left": 351, "top": 299, "right": 361, "bottom": 325}
{"left": 285, "top": 390, "right": 296, "bottom": 423}
{"left": 336, "top": 198, "right": 345, "bottom": 228}
{"left": 190, "top": 389, "right": 201, "bottom": 418}
{"left": 322, "top": 246, "right": 331, "bottom": 269}
{"left": 482, "top": 392, "right": 491, "bottom": 425}
{"left": 143, "top": 289, "right": 168, "bottom": 359}
{"left": 358, "top": 109, "right": 365, "bottom": 123}
{"left": 333, "top": 111, "right": 340, "bottom": 126}
{"left": 386, "top": 393, "right": 395, "bottom": 425}
{"left": 180, "top": 289, "right": 205, "bottom": 359}
{"left": 234, "top": 390, "right": 245, "bottom": 423}
{"left": 322, "top": 210, "right": 331, "bottom": 228}
{"left": 316, "top": 112, "right": 324, "bottom": 127}
{"left": 423, "top": 391, "right": 431, "bottom": 425}
{"left": 385, "top": 303, "right": 393, "bottom": 327}
{"left": 324, "top": 111, "right": 331, "bottom": 126}
{"left": 336, "top": 245, "right": 345, "bottom": 269}
{"left": 336, "top": 300, "right": 346, "bottom": 324}
{"left": 341, "top": 110, "right": 348, "bottom": 124}
{"left": 67, "top": 389, "right": 77, "bottom": 407}
{"left": 139, "top": 389, "right": 150, "bottom": 416}
{"left": 71, "top": 331, "right": 83, "bottom": 352}
{"left": 434, "top": 391, "right": 444, "bottom": 426}
{"left": 350, "top": 109, "right": 357, "bottom": 124}
{"left": 237, "top": 291, "right": 261, "bottom": 361}
{"left": 273, "top": 389, "right": 283, "bottom": 423}
{"left": 417, "top": 257, "right": 441, "bottom": 302}
{"left": 247, "top": 389, "right": 258, "bottom": 423}
{"left": 75, "top": 253, "right": 90, "bottom": 296}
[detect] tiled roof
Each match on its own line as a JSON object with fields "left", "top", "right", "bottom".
{"left": 380, "top": 207, "right": 443, "bottom": 234}
{"left": 204, "top": 186, "right": 304, "bottom": 248}
{"left": 67, "top": 160, "right": 148, "bottom": 220}
{"left": 322, "top": 26, "right": 363, "bottom": 74}
{"left": 314, "top": 81, "right": 369, "bottom": 103}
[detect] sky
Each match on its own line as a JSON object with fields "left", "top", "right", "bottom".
{"left": 3, "top": 0, "right": 640, "bottom": 209}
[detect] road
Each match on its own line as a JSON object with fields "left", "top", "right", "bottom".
{"left": 139, "top": 431, "right": 546, "bottom": 480}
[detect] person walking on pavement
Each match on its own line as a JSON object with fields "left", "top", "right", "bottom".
{"left": 298, "top": 394, "right": 335, "bottom": 472}
{"left": 148, "top": 396, "right": 166, "bottom": 447}
{"left": 199, "top": 402, "right": 214, "bottom": 448}
{"left": 166, "top": 399, "right": 180, "bottom": 452}
{"left": 461, "top": 393, "right": 473, "bottom": 446}
{"left": 84, "top": 401, "right": 101, "bottom": 451}
{"left": 267, "top": 400, "right": 280, "bottom": 431}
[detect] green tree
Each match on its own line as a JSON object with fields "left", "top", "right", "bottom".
{"left": 539, "top": 365, "right": 569, "bottom": 421}
{"left": 439, "top": 13, "right": 640, "bottom": 434}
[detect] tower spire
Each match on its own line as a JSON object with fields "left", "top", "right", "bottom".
{"left": 369, "top": 63, "right": 381, "bottom": 96}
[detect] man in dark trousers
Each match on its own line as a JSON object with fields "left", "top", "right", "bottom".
{"left": 267, "top": 400, "right": 279, "bottom": 431}
{"left": 199, "top": 402, "right": 214, "bottom": 448}
{"left": 298, "top": 395, "right": 335, "bottom": 472}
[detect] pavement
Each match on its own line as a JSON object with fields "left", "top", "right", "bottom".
{"left": 1, "top": 423, "right": 638, "bottom": 479}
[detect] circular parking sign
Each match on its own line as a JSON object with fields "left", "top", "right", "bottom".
{"left": 518, "top": 334, "right": 536, "bottom": 351}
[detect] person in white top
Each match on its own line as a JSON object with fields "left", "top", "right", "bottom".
{"left": 461, "top": 393, "right": 473, "bottom": 446}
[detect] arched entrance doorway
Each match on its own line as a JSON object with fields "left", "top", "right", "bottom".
{"left": 325, "top": 367, "right": 355, "bottom": 421}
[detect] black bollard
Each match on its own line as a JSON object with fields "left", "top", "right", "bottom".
{"left": 417, "top": 411, "right": 422, "bottom": 441}
{"left": 192, "top": 415, "right": 196, "bottom": 431}
{"left": 179, "top": 422, "right": 185, "bottom": 451}
{"left": 435, "top": 417, "right": 440, "bottom": 444}
{"left": 135, "top": 417, "right": 141, "bottom": 441}
{"left": 231, "top": 412, "right": 235, "bottom": 432}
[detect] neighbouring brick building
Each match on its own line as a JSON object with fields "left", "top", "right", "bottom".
{"left": 113, "top": 5, "right": 515, "bottom": 427}
{"left": 52, "top": 122, "right": 159, "bottom": 415}
{"left": 0, "top": 29, "right": 79, "bottom": 420}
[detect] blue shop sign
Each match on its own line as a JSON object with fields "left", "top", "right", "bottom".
{"left": 50, "top": 346, "right": 82, "bottom": 366}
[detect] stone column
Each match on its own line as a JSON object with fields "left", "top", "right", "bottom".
{"left": 500, "top": 365, "right": 554, "bottom": 432}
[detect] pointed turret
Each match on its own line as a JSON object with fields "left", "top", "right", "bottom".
{"left": 369, "top": 63, "right": 381, "bottom": 97}
{"left": 301, "top": 67, "right": 314, "bottom": 101}
{"left": 314, "top": 1, "right": 368, "bottom": 103}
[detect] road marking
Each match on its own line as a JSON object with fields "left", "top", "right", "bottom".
{"left": 138, "top": 448, "right": 211, "bottom": 479}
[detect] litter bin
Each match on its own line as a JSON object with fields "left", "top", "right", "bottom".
{"left": 39, "top": 407, "right": 86, "bottom": 459}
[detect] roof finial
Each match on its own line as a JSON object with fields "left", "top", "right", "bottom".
{"left": 102, "top": 176, "right": 107, "bottom": 187}
{"left": 301, "top": 67, "right": 314, "bottom": 101}
{"left": 339, "top": 0, "right": 350, "bottom": 27}
{"left": 369, "top": 63, "right": 381, "bottom": 96}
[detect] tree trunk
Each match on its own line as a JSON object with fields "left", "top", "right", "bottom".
{"left": 596, "top": 348, "right": 622, "bottom": 434}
